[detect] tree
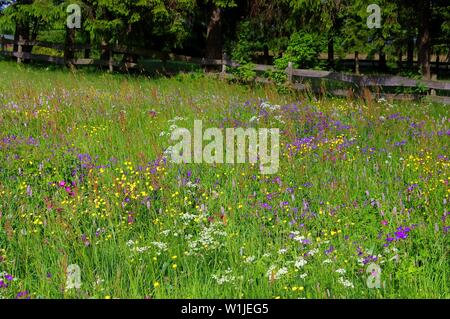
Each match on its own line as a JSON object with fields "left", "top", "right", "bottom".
{"left": 198, "top": 0, "right": 237, "bottom": 60}
{"left": 0, "top": 0, "right": 63, "bottom": 62}
{"left": 287, "top": 0, "right": 345, "bottom": 68}
{"left": 416, "top": 0, "right": 432, "bottom": 79}
{"left": 339, "top": 0, "right": 403, "bottom": 74}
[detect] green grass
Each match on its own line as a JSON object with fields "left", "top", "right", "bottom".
{"left": 0, "top": 61, "right": 448, "bottom": 299}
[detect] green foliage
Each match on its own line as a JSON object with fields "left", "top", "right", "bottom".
{"left": 230, "top": 21, "right": 260, "bottom": 64}
{"left": 0, "top": 0, "right": 448, "bottom": 79}
{"left": 274, "top": 31, "right": 325, "bottom": 70}
{"left": 231, "top": 62, "right": 257, "bottom": 83}
{"left": 0, "top": 0, "right": 63, "bottom": 37}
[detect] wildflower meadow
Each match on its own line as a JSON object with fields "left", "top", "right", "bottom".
{"left": 0, "top": 61, "right": 448, "bottom": 299}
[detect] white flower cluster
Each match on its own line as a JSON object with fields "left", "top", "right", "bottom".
{"left": 299, "top": 273, "right": 308, "bottom": 279}
{"left": 168, "top": 116, "right": 184, "bottom": 123}
{"left": 212, "top": 268, "right": 239, "bottom": 285}
{"left": 267, "top": 265, "right": 289, "bottom": 281}
{"left": 127, "top": 240, "right": 153, "bottom": 254}
{"left": 151, "top": 241, "right": 168, "bottom": 255}
{"left": 244, "top": 256, "right": 256, "bottom": 263}
{"left": 294, "top": 257, "right": 308, "bottom": 269}
{"left": 335, "top": 268, "right": 346, "bottom": 275}
{"left": 186, "top": 224, "right": 227, "bottom": 256}
{"left": 338, "top": 277, "right": 354, "bottom": 289}
{"left": 260, "top": 102, "right": 281, "bottom": 112}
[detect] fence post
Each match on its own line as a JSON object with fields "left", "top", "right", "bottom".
{"left": 286, "top": 62, "right": 293, "bottom": 83}
{"left": 221, "top": 52, "right": 227, "bottom": 76}
{"left": 17, "top": 36, "right": 24, "bottom": 64}
{"left": 0, "top": 36, "right": 3, "bottom": 54}
{"left": 108, "top": 46, "right": 113, "bottom": 72}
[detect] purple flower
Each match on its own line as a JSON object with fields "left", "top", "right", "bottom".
{"left": 26, "top": 185, "right": 32, "bottom": 197}
{"left": 394, "top": 231, "right": 408, "bottom": 239}
{"left": 81, "top": 234, "right": 90, "bottom": 247}
{"left": 325, "top": 245, "right": 334, "bottom": 255}
{"left": 362, "top": 255, "right": 378, "bottom": 265}
{"left": 16, "top": 291, "right": 30, "bottom": 299}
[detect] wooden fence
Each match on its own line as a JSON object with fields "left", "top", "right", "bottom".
{"left": 1, "top": 36, "right": 450, "bottom": 104}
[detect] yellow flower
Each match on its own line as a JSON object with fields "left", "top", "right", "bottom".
{"left": 172, "top": 264, "right": 177, "bottom": 269}
{"left": 105, "top": 295, "right": 111, "bottom": 299}
{"left": 153, "top": 282, "right": 160, "bottom": 288}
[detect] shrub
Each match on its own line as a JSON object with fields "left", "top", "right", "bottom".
{"left": 274, "top": 31, "right": 326, "bottom": 70}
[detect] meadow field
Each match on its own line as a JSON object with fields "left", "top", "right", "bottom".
{"left": 0, "top": 61, "right": 448, "bottom": 299}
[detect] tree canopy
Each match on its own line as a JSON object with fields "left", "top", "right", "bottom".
{"left": 0, "top": 0, "right": 448, "bottom": 79}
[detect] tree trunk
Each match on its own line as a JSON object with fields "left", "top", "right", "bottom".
{"left": 435, "top": 54, "right": 440, "bottom": 79}
{"left": 418, "top": 0, "right": 431, "bottom": 80}
{"left": 407, "top": 38, "right": 414, "bottom": 68}
{"left": 84, "top": 32, "right": 91, "bottom": 59}
{"left": 64, "top": 27, "right": 76, "bottom": 69}
{"left": 100, "top": 39, "right": 109, "bottom": 61}
{"left": 379, "top": 50, "right": 387, "bottom": 71}
{"left": 205, "top": 6, "right": 223, "bottom": 65}
{"left": 328, "top": 36, "right": 334, "bottom": 69}
{"left": 355, "top": 51, "right": 360, "bottom": 75}
{"left": 263, "top": 45, "right": 270, "bottom": 65}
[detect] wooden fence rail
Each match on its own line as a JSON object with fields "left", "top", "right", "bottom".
{"left": 1, "top": 36, "right": 450, "bottom": 104}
